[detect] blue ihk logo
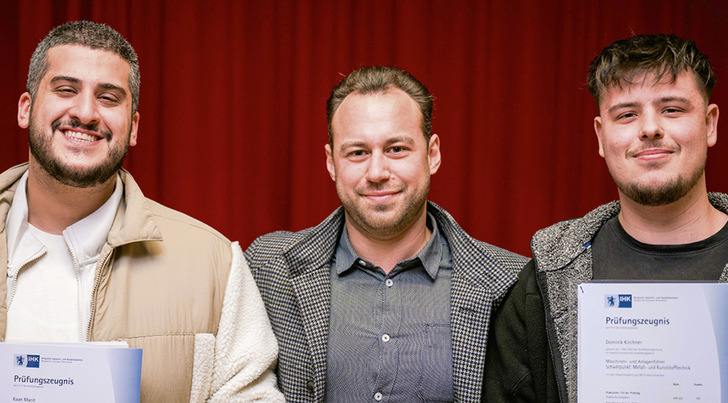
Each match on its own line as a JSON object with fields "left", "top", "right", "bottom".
{"left": 13, "top": 354, "right": 40, "bottom": 368}
{"left": 605, "top": 294, "right": 632, "bottom": 308}
{"left": 618, "top": 294, "right": 632, "bottom": 308}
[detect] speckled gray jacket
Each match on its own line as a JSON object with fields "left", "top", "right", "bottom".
{"left": 533, "top": 192, "right": 728, "bottom": 402}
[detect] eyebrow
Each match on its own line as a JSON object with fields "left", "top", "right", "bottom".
{"left": 385, "top": 136, "right": 416, "bottom": 146}
{"left": 50, "top": 76, "right": 80, "bottom": 84}
{"left": 338, "top": 141, "right": 367, "bottom": 152}
{"left": 50, "top": 76, "right": 127, "bottom": 97}
{"left": 606, "top": 102, "right": 640, "bottom": 115}
{"left": 655, "top": 96, "right": 691, "bottom": 105}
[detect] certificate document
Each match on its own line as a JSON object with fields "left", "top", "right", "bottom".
{"left": 578, "top": 282, "right": 728, "bottom": 402}
{"left": 0, "top": 342, "right": 142, "bottom": 402}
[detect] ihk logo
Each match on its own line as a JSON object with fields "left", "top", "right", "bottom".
{"left": 605, "top": 294, "right": 632, "bottom": 308}
{"left": 13, "top": 354, "right": 40, "bottom": 368}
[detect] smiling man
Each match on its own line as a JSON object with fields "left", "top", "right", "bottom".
{"left": 246, "top": 66, "right": 527, "bottom": 402}
{"left": 483, "top": 34, "right": 727, "bottom": 402}
{"left": 1, "top": 21, "right": 283, "bottom": 402}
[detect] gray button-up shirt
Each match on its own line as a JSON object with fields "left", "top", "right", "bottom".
{"left": 326, "top": 213, "right": 454, "bottom": 402}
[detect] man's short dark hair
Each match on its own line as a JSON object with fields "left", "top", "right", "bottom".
{"left": 587, "top": 34, "right": 715, "bottom": 108}
{"left": 27, "top": 21, "right": 140, "bottom": 114}
{"left": 327, "top": 66, "right": 433, "bottom": 147}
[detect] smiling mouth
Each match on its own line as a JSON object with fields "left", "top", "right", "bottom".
{"left": 630, "top": 147, "right": 677, "bottom": 159}
{"left": 362, "top": 190, "right": 401, "bottom": 202}
{"left": 63, "top": 130, "right": 101, "bottom": 143}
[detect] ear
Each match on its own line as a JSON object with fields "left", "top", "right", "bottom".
{"left": 706, "top": 104, "right": 719, "bottom": 148}
{"left": 428, "top": 134, "right": 441, "bottom": 174}
{"left": 325, "top": 143, "right": 336, "bottom": 181}
{"left": 18, "top": 92, "right": 32, "bottom": 129}
{"left": 129, "top": 111, "right": 140, "bottom": 147}
{"left": 594, "top": 116, "right": 605, "bottom": 158}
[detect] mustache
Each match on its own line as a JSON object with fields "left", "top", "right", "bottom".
{"left": 51, "top": 118, "right": 112, "bottom": 140}
{"left": 627, "top": 140, "right": 680, "bottom": 157}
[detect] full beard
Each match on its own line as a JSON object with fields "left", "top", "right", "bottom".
{"left": 339, "top": 179, "right": 430, "bottom": 239}
{"left": 28, "top": 116, "right": 129, "bottom": 189}
{"left": 617, "top": 160, "right": 706, "bottom": 207}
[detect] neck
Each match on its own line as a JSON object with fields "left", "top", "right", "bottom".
{"left": 26, "top": 162, "right": 116, "bottom": 235}
{"left": 617, "top": 184, "right": 728, "bottom": 245}
{"left": 345, "top": 210, "right": 431, "bottom": 274}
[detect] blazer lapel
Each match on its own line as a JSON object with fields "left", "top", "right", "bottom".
{"left": 451, "top": 271, "right": 494, "bottom": 402}
{"left": 291, "top": 263, "right": 331, "bottom": 400}
{"left": 284, "top": 208, "right": 343, "bottom": 399}
{"left": 431, "top": 202, "right": 503, "bottom": 402}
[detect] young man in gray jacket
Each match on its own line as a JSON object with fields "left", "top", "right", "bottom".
{"left": 246, "top": 66, "right": 527, "bottom": 402}
{"left": 2, "top": 21, "right": 283, "bottom": 402}
{"left": 483, "top": 34, "right": 726, "bottom": 402}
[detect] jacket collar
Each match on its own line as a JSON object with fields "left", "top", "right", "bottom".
{"left": 532, "top": 193, "right": 728, "bottom": 273}
{"left": 106, "top": 169, "right": 162, "bottom": 247}
{"left": 281, "top": 207, "right": 344, "bottom": 277}
{"left": 0, "top": 164, "right": 28, "bottom": 234}
{"left": 428, "top": 202, "right": 520, "bottom": 295}
{"left": 280, "top": 201, "right": 520, "bottom": 295}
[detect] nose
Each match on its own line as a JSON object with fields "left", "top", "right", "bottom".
{"left": 640, "top": 110, "right": 663, "bottom": 140}
{"left": 365, "top": 151, "right": 390, "bottom": 183}
{"left": 68, "top": 92, "right": 100, "bottom": 126}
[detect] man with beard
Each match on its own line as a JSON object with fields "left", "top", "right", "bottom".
{"left": 245, "top": 66, "right": 527, "bottom": 402}
{"left": 1, "top": 21, "right": 283, "bottom": 402}
{"left": 483, "top": 34, "right": 727, "bottom": 403}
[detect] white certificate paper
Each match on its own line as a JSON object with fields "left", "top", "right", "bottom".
{"left": 578, "top": 282, "right": 728, "bottom": 402}
{"left": 0, "top": 342, "right": 142, "bottom": 402}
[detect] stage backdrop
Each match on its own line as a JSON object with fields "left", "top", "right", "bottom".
{"left": 1, "top": 0, "right": 727, "bottom": 256}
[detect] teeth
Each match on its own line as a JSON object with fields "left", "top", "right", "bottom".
{"left": 64, "top": 130, "right": 97, "bottom": 143}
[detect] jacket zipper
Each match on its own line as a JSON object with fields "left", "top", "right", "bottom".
{"left": 87, "top": 247, "right": 113, "bottom": 341}
{"left": 6, "top": 250, "right": 45, "bottom": 308}
{"left": 64, "top": 237, "right": 84, "bottom": 342}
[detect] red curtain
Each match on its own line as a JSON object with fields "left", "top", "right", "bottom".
{"left": 2, "top": 0, "right": 727, "bottom": 256}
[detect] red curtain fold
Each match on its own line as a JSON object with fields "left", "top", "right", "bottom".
{"left": 2, "top": 0, "right": 727, "bottom": 256}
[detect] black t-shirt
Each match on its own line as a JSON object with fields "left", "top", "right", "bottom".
{"left": 591, "top": 217, "right": 728, "bottom": 280}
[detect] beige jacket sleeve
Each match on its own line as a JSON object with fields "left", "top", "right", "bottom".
{"left": 190, "top": 241, "right": 284, "bottom": 402}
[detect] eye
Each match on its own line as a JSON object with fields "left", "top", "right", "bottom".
{"left": 615, "top": 111, "right": 637, "bottom": 121}
{"left": 663, "top": 106, "right": 682, "bottom": 114}
{"left": 387, "top": 145, "right": 410, "bottom": 155}
{"left": 54, "top": 86, "right": 77, "bottom": 95}
{"left": 98, "top": 93, "right": 121, "bottom": 104}
{"left": 346, "top": 149, "right": 368, "bottom": 159}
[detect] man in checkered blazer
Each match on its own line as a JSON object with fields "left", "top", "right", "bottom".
{"left": 245, "top": 66, "right": 527, "bottom": 402}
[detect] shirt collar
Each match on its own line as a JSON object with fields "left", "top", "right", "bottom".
{"left": 63, "top": 175, "right": 123, "bottom": 263}
{"left": 334, "top": 212, "right": 444, "bottom": 280}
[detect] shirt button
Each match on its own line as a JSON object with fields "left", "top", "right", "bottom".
{"left": 374, "top": 392, "right": 383, "bottom": 401}
{"left": 385, "top": 279, "right": 393, "bottom": 287}
{"left": 381, "top": 334, "right": 390, "bottom": 342}
{"left": 359, "top": 259, "right": 367, "bottom": 266}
